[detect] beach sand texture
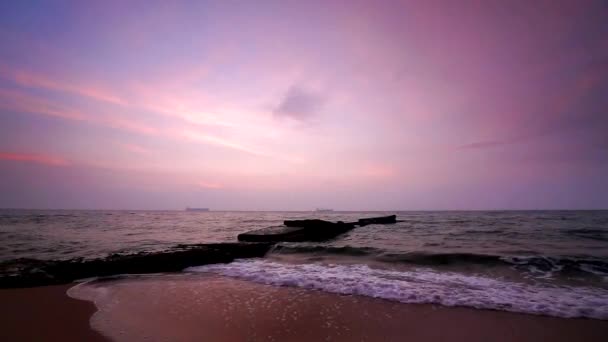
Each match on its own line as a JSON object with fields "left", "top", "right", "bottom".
{"left": 56, "top": 274, "right": 608, "bottom": 342}
{"left": 0, "top": 284, "right": 107, "bottom": 342}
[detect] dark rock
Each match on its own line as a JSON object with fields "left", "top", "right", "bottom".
{"left": 357, "top": 215, "right": 397, "bottom": 226}
{"left": 0, "top": 242, "right": 273, "bottom": 289}
{"left": 240, "top": 220, "right": 357, "bottom": 243}
{"left": 238, "top": 226, "right": 309, "bottom": 242}
{"left": 284, "top": 219, "right": 338, "bottom": 227}
{"left": 242, "top": 215, "right": 398, "bottom": 243}
{"left": 2, "top": 214, "right": 400, "bottom": 288}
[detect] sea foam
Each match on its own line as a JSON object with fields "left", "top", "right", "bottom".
{"left": 187, "top": 259, "right": 608, "bottom": 320}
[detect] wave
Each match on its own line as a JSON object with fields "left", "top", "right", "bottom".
{"left": 4, "top": 240, "right": 607, "bottom": 289}
{"left": 271, "top": 245, "right": 608, "bottom": 277}
{"left": 187, "top": 259, "right": 608, "bottom": 320}
{"left": 271, "top": 245, "right": 378, "bottom": 256}
{"left": 564, "top": 228, "right": 608, "bottom": 241}
{"left": 461, "top": 229, "right": 505, "bottom": 234}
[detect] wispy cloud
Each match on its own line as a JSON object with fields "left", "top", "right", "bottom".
{"left": 458, "top": 140, "right": 510, "bottom": 150}
{"left": 0, "top": 66, "right": 125, "bottom": 105}
{"left": 118, "top": 142, "right": 152, "bottom": 155}
{"left": 1, "top": 85, "right": 300, "bottom": 163}
{"left": 0, "top": 152, "right": 69, "bottom": 166}
{"left": 179, "top": 129, "right": 267, "bottom": 157}
{"left": 0, "top": 88, "right": 87, "bottom": 121}
{"left": 0, "top": 88, "right": 158, "bottom": 136}
{"left": 197, "top": 181, "right": 223, "bottom": 189}
{"left": 1, "top": 65, "right": 297, "bottom": 161}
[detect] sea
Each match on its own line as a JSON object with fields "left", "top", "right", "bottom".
{"left": 1, "top": 210, "right": 608, "bottom": 320}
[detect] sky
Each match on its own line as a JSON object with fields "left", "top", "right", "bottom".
{"left": 0, "top": 0, "right": 607, "bottom": 210}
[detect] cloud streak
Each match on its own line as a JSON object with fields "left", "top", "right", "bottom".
{"left": 0, "top": 66, "right": 125, "bottom": 105}
{"left": 118, "top": 142, "right": 152, "bottom": 155}
{"left": 0, "top": 88, "right": 158, "bottom": 135}
{"left": 1, "top": 66, "right": 300, "bottom": 162}
{"left": 458, "top": 140, "right": 510, "bottom": 150}
{"left": 0, "top": 152, "right": 69, "bottom": 166}
{"left": 197, "top": 181, "right": 223, "bottom": 189}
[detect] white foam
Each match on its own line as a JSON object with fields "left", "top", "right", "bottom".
{"left": 187, "top": 260, "right": 608, "bottom": 320}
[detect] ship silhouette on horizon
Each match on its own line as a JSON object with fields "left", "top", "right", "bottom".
{"left": 185, "top": 207, "right": 209, "bottom": 212}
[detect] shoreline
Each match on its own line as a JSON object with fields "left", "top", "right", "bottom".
{"left": 2, "top": 276, "right": 608, "bottom": 341}
{"left": 69, "top": 274, "right": 608, "bottom": 341}
{"left": 0, "top": 284, "right": 107, "bottom": 341}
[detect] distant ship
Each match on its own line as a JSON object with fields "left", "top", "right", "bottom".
{"left": 315, "top": 208, "right": 334, "bottom": 213}
{"left": 185, "top": 207, "right": 209, "bottom": 212}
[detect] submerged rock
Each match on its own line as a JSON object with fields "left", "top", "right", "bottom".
{"left": 358, "top": 215, "right": 397, "bottom": 226}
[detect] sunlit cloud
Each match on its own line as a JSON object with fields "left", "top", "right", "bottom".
{"left": 179, "top": 129, "right": 266, "bottom": 157}
{"left": 0, "top": 152, "right": 69, "bottom": 166}
{"left": 0, "top": 88, "right": 158, "bottom": 135}
{"left": 361, "top": 163, "right": 396, "bottom": 179}
{"left": 1, "top": 64, "right": 297, "bottom": 162}
{"left": 0, "top": 88, "right": 87, "bottom": 121}
{"left": 0, "top": 66, "right": 125, "bottom": 105}
{"left": 118, "top": 142, "right": 152, "bottom": 155}
{"left": 197, "top": 181, "right": 223, "bottom": 189}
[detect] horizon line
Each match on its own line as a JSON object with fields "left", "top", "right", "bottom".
{"left": 1, "top": 208, "right": 607, "bottom": 212}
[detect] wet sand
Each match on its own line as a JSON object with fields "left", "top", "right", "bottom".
{"left": 0, "top": 284, "right": 107, "bottom": 342}
{"left": 68, "top": 274, "right": 608, "bottom": 342}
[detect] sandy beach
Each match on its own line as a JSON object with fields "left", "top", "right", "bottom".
{"left": 0, "top": 284, "right": 107, "bottom": 342}
{"left": 58, "top": 274, "right": 608, "bottom": 342}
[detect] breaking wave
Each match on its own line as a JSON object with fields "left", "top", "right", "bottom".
{"left": 187, "top": 259, "right": 608, "bottom": 320}
{"left": 270, "top": 245, "right": 608, "bottom": 278}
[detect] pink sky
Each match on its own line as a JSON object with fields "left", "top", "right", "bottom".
{"left": 0, "top": 1, "right": 607, "bottom": 210}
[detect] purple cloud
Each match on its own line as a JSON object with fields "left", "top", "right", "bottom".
{"left": 273, "top": 85, "right": 325, "bottom": 121}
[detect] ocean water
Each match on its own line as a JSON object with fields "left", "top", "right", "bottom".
{"left": 2, "top": 210, "right": 608, "bottom": 319}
